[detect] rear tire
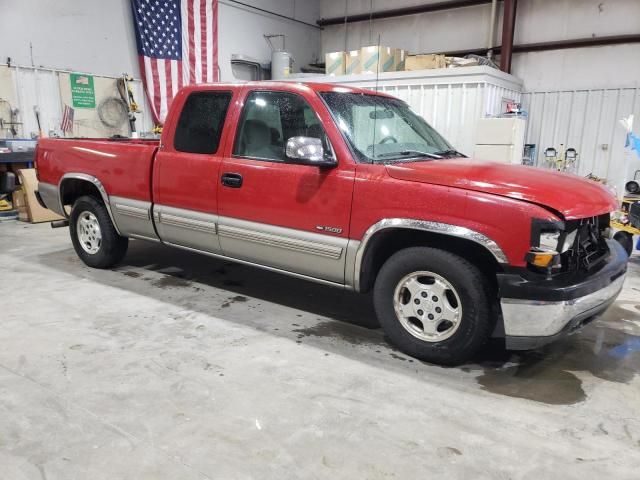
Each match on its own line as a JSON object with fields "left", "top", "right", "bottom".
{"left": 69, "top": 195, "right": 128, "bottom": 268}
{"left": 613, "top": 231, "right": 633, "bottom": 257}
{"left": 373, "top": 247, "right": 494, "bottom": 366}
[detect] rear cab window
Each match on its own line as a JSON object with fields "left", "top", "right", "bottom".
{"left": 174, "top": 91, "right": 232, "bottom": 154}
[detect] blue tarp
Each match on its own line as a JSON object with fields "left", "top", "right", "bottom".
{"left": 626, "top": 132, "right": 640, "bottom": 157}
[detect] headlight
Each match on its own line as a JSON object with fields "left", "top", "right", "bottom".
{"left": 539, "top": 231, "right": 561, "bottom": 250}
{"left": 541, "top": 229, "right": 577, "bottom": 253}
{"left": 562, "top": 230, "right": 577, "bottom": 252}
{"left": 527, "top": 219, "right": 566, "bottom": 270}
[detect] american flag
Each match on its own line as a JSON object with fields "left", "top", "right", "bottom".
{"left": 131, "top": 0, "right": 219, "bottom": 124}
{"left": 60, "top": 104, "right": 74, "bottom": 133}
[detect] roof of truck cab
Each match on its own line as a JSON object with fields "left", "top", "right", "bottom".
{"left": 179, "top": 81, "right": 395, "bottom": 98}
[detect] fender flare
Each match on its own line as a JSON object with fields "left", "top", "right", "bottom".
{"left": 351, "top": 218, "right": 508, "bottom": 292}
{"left": 58, "top": 172, "right": 121, "bottom": 235}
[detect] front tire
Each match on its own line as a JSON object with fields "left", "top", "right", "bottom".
{"left": 69, "top": 195, "right": 128, "bottom": 268}
{"left": 373, "top": 247, "right": 494, "bottom": 365}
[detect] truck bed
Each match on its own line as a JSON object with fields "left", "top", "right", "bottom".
{"left": 37, "top": 137, "right": 160, "bottom": 202}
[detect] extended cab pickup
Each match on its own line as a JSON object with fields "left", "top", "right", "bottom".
{"left": 35, "top": 81, "right": 627, "bottom": 365}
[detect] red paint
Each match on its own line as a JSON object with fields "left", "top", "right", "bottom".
{"left": 153, "top": 85, "right": 238, "bottom": 214}
{"left": 217, "top": 84, "right": 356, "bottom": 236}
{"left": 385, "top": 159, "right": 617, "bottom": 219}
{"left": 36, "top": 137, "right": 158, "bottom": 201}
{"left": 36, "top": 81, "right": 619, "bottom": 268}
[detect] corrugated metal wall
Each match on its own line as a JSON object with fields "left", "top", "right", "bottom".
{"left": 521, "top": 87, "right": 640, "bottom": 195}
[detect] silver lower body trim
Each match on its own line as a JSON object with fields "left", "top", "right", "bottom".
{"left": 154, "top": 204, "right": 220, "bottom": 253}
{"left": 129, "top": 234, "right": 161, "bottom": 243}
{"left": 110, "top": 196, "right": 158, "bottom": 240}
{"left": 500, "top": 274, "right": 625, "bottom": 337}
{"left": 159, "top": 212, "right": 217, "bottom": 234}
{"left": 38, "top": 182, "right": 65, "bottom": 217}
{"left": 164, "top": 241, "right": 346, "bottom": 289}
{"left": 113, "top": 202, "right": 150, "bottom": 220}
{"left": 217, "top": 216, "right": 348, "bottom": 284}
{"left": 218, "top": 223, "right": 343, "bottom": 260}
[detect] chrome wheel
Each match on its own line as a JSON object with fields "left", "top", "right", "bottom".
{"left": 393, "top": 271, "right": 462, "bottom": 342}
{"left": 76, "top": 211, "right": 102, "bottom": 254}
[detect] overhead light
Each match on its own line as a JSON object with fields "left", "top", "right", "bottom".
{"left": 544, "top": 147, "right": 557, "bottom": 158}
{"left": 565, "top": 148, "right": 577, "bottom": 160}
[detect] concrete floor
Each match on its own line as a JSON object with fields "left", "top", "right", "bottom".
{"left": 1, "top": 221, "right": 640, "bottom": 480}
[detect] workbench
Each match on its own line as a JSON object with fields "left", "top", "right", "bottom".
{"left": 0, "top": 151, "right": 35, "bottom": 168}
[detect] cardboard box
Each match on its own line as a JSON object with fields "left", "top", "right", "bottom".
{"left": 394, "top": 49, "right": 407, "bottom": 71}
{"left": 16, "top": 168, "right": 64, "bottom": 223}
{"left": 325, "top": 51, "right": 346, "bottom": 76}
{"left": 12, "top": 188, "right": 30, "bottom": 222}
{"left": 446, "top": 56, "right": 480, "bottom": 68}
{"left": 345, "top": 50, "right": 362, "bottom": 75}
{"left": 361, "top": 46, "right": 397, "bottom": 74}
{"left": 404, "top": 54, "right": 447, "bottom": 71}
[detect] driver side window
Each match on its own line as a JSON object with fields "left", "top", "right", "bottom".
{"left": 233, "top": 91, "right": 328, "bottom": 162}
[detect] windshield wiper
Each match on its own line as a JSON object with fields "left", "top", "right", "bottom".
{"left": 374, "top": 150, "right": 443, "bottom": 161}
{"left": 433, "top": 149, "right": 466, "bottom": 158}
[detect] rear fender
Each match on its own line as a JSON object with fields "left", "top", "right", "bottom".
{"left": 58, "top": 173, "right": 121, "bottom": 235}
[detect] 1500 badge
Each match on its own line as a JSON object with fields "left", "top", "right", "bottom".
{"left": 316, "top": 225, "right": 343, "bottom": 234}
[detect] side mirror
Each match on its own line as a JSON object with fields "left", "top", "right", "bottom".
{"left": 285, "top": 136, "right": 337, "bottom": 168}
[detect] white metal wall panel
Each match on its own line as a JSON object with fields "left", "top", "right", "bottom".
{"left": 521, "top": 87, "right": 640, "bottom": 196}
{"left": 12, "top": 68, "right": 62, "bottom": 137}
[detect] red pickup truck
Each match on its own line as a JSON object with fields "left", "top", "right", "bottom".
{"left": 35, "top": 81, "right": 627, "bottom": 365}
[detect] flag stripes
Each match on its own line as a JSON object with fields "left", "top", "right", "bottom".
{"left": 132, "top": 0, "right": 218, "bottom": 124}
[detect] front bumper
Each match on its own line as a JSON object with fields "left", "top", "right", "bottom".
{"left": 498, "top": 239, "right": 627, "bottom": 350}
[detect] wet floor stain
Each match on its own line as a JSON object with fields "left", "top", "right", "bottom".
{"left": 151, "top": 275, "right": 192, "bottom": 289}
{"left": 220, "top": 295, "right": 248, "bottom": 308}
{"left": 122, "top": 271, "right": 142, "bottom": 278}
{"left": 601, "top": 301, "right": 640, "bottom": 323}
{"left": 473, "top": 316, "right": 640, "bottom": 405}
{"left": 292, "top": 320, "right": 385, "bottom": 347}
{"left": 390, "top": 352, "right": 410, "bottom": 362}
{"left": 476, "top": 358, "right": 587, "bottom": 405}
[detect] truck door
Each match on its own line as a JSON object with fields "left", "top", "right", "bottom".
{"left": 217, "top": 88, "right": 355, "bottom": 284}
{"left": 152, "top": 88, "right": 234, "bottom": 253}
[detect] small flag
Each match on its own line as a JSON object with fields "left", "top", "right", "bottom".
{"left": 61, "top": 104, "right": 75, "bottom": 133}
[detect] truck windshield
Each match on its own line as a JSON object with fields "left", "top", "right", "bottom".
{"left": 320, "top": 92, "right": 458, "bottom": 163}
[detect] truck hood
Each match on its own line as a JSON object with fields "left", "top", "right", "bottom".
{"left": 385, "top": 159, "right": 617, "bottom": 220}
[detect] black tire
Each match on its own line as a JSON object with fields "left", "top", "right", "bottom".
{"left": 373, "top": 247, "right": 494, "bottom": 366}
{"left": 69, "top": 195, "right": 128, "bottom": 268}
{"left": 613, "top": 231, "right": 633, "bottom": 257}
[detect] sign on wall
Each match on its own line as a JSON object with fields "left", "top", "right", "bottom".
{"left": 70, "top": 73, "right": 96, "bottom": 108}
